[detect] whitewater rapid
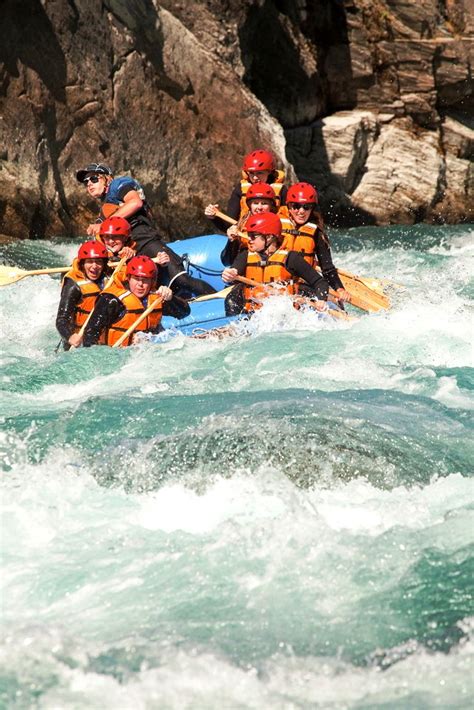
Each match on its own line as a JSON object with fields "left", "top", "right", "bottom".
{"left": 1, "top": 224, "right": 473, "bottom": 709}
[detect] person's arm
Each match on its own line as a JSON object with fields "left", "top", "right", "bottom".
{"left": 314, "top": 233, "right": 344, "bottom": 291}
{"left": 82, "top": 294, "right": 123, "bottom": 347}
{"left": 226, "top": 184, "right": 243, "bottom": 221}
{"left": 162, "top": 295, "right": 191, "bottom": 320}
{"left": 221, "top": 251, "right": 248, "bottom": 283}
{"left": 220, "top": 238, "right": 241, "bottom": 267}
{"left": 286, "top": 251, "right": 329, "bottom": 300}
{"left": 55, "top": 278, "right": 82, "bottom": 343}
{"left": 110, "top": 186, "right": 144, "bottom": 221}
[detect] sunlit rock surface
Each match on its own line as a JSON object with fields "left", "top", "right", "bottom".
{"left": 0, "top": 0, "right": 472, "bottom": 238}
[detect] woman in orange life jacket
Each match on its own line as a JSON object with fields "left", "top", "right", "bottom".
{"left": 220, "top": 182, "right": 278, "bottom": 267}
{"left": 82, "top": 256, "right": 190, "bottom": 347}
{"left": 55, "top": 240, "right": 109, "bottom": 350}
{"left": 221, "top": 212, "right": 329, "bottom": 316}
{"left": 204, "top": 149, "right": 287, "bottom": 232}
{"left": 280, "top": 182, "right": 351, "bottom": 302}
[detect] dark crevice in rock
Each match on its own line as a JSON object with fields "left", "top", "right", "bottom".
{"left": 0, "top": 0, "right": 67, "bottom": 104}
{"left": 106, "top": 0, "right": 192, "bottom": 102}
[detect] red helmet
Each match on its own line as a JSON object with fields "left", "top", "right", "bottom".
{"left": 245, "top": 183, "right": 276, "bottom": 204}
{"left": 99, "top": 216, "right": 131, "bottom": 239}
{"left": 77, "top": 240, "right": 108, "bottom": 260}
{"left": 126, "top": 255, "right": 157, "bottom": 280}
{"left": 246, "top": 212, "right": 282, "bottom": 236}
{"left": 286, "top": 182, "right": 318, "bottom": 205}
{"left": 242, "top": 149, "right": 275, "bottom": 173}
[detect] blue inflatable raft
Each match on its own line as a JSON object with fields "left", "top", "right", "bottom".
{"left": 151, "top": 233, "right": 343, "bottom": 339}
{"left": 158, "top": 234, "right": 237, "bottom": 337}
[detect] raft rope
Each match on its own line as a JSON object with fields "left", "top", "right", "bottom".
{"left": 182, "top": 253, "right": 224, "bottom": 278}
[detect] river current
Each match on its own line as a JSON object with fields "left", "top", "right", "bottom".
{"left": 1, "top": 224, "right": 473, "bottom": 709}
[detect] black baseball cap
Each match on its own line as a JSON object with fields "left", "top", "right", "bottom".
{"left": 76, "top": 163, "right": 113, "bottom": 183}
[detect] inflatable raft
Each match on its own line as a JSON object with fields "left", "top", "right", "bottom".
{"left": 158, "top": 234, "right": 238, "bottom": 337}
{"left": 152, "top": 233, "right": 343, "bottom": 340}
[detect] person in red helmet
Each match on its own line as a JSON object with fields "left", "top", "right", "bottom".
{"left": 204, "top": 148, "right": 287, "bottom": 231}
{"left": 280, "top": 182, "right": 350, "bottom": 302}
{"left": 56, "top": 241, "right": 109, "bottom": 350}
{"left": 98, "top": 216, "right": 136, "bottom": 262}
{"left": 221, "top": 213, "right": 329, "bottom": 315}
{"left": 82, "top": 255, "right": 190, "bottom": 347}
{"left": 76, "top": 162, "right": 215, "bottom": 297}
{"left": 221, "top": 182, "right": 278, "bottom": 266}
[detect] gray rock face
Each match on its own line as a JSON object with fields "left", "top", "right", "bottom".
{"left": 0, "top": 0, "right": 472, "bottom": 238}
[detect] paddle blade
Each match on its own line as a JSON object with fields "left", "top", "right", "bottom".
{"left": 338, "top": 274, "right": 391, "bottom": 312}
{"left": 0, "top": 266, "right": 28, "bottom": 286}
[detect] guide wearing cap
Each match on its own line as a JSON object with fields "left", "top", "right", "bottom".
{"left": 76, "top": 162, "right": 216, "bottom": 297}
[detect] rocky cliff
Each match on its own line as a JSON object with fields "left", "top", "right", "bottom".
{"left": 0, "top": 0, "right": 472, "bottom": 240}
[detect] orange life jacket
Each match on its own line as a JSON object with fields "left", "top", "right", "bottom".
{"left": 279, "top": 207, "right": 318, "bottom": 267}
{"left": 63, "top": 259, "right": 103, "bottom": 331}
{"left": 239, "top": 170, "right": 285, "bottom": 217}
{"left": 243, "top": 249, "right": 296, "bottom": 311}
{"left": 99, "top": 282, "right": 163, "bottom": 347}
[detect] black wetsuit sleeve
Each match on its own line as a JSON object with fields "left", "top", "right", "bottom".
{"left": 207, "top": 215, "right": 229, "bottom": 234}
{"left": 82, "top": 293, "right": 123, "bottom": 347}
{"left": 56, "top": 278, "right": 82, "bottom": 341}
{"left": 226, "top": 184, "right": 243, "bottom": 221}
{"left": 315, "top": 234, "right": 344, "bottom": 290}
{"left": 230, "top": 251, "right": 249, "bottom": 276}
{"left": 162, "top": 295, "right": 191, "bottom": 320}
{"left": 286, "top": 252, "right": 329, "bottom": 300}
{"left": 220, "top": 239, "right": 241, "bottom": 267}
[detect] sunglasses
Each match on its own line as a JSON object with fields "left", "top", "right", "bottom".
{"left": 83, "top": 175, "right": 102, "bottom": 185}
{"left": 288, "top": 202, "right": 313, "bottom": 210}
{"left": 248, "top": 233, "right": 265, "bottom": 240}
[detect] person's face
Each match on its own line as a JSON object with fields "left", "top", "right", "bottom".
{"left": 249, "top": 198, "right": 273, "bottom": 214}
{"left": 82, "top": 172, "right": 108, "bottom": 198}
{"left": 288, "top": 202, "right": 313, "bottom": 225}
{"left": 83, "top": 258, "right": 105, "bottom": 281}
{"left": 246, "top": 170, "right": 270, "bottom": 184}
{"left": 102, "top": 234, "right": 126, "bottom": 254}
{"left": 247, "top": 233, "right": 267, "bottom": 252}
{"left": 129, "top": 274, "right": 153, "bottom": 298}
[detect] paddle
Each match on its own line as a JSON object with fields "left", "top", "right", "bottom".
{"left": 213, "top": 208, "right": 391, "bottom": 309}
{"left": 0, "top": 265, "right": 71, "bottom": 286}
{"left": 112, "top": 297, "right": 163, "bottom": 348}
{"left": 232, "top": 274, "right": 352, "bottom": 321}
{"left": 0, "top": 255, "right": 152, "bottom": 288}
{"left": 192, "top": 286, "right": 234, "bottom": 302}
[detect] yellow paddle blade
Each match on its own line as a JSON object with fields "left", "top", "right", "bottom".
{"left": 0, "top": 267, "right": 28, "bottom": 286}
{"left": 338, "top": 273, "right": 391, "bottom": 312}
{"left": 0, "top": 265, "right": 70, "bottom": 287}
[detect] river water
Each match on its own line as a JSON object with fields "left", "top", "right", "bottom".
{"left": 1, "top": 225, "right": 473, "bottom": 709}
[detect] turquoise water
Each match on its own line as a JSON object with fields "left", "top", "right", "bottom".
{"left": 1, "top": 225, "right": 473, "bottom": 709}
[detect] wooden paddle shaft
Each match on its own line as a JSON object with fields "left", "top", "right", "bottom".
{"left": 112, "top": 298, "right": 163, "bottom": 348}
